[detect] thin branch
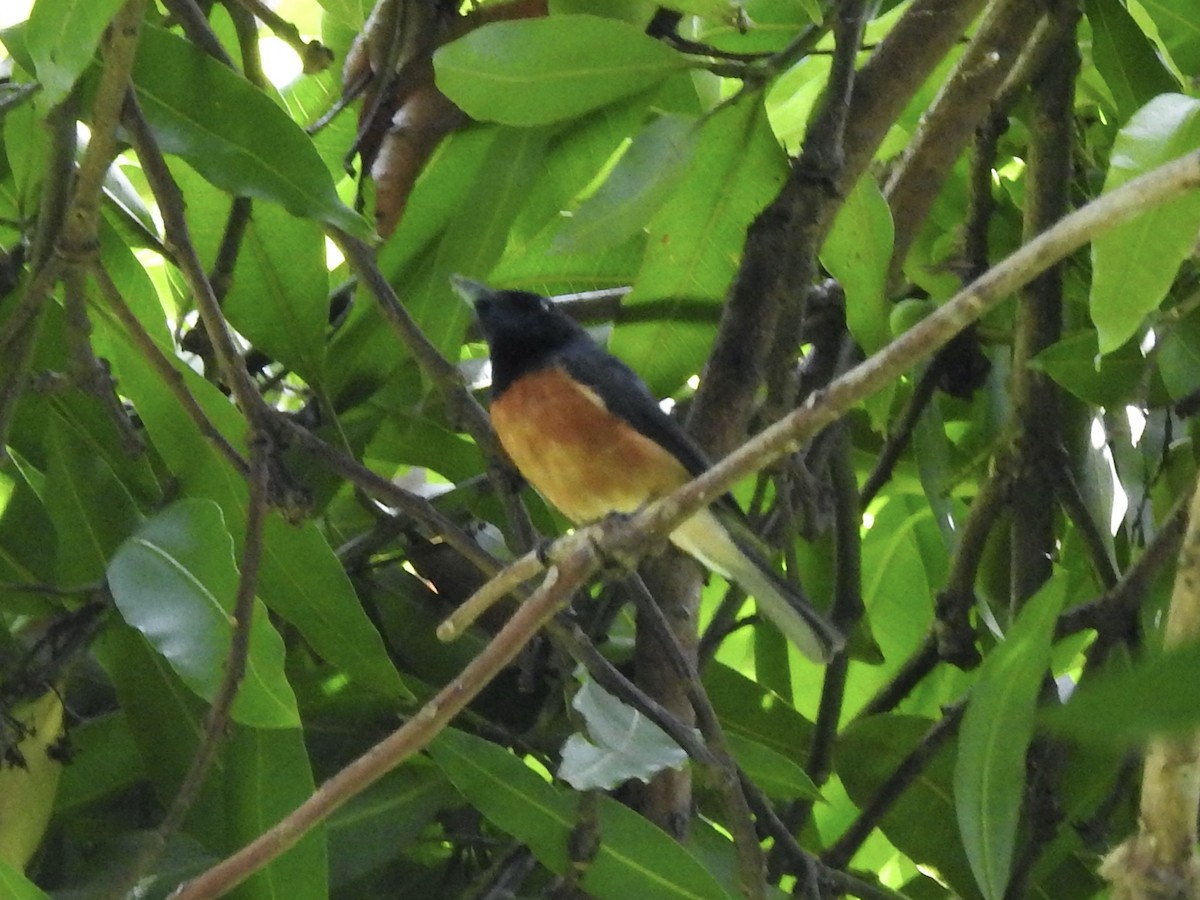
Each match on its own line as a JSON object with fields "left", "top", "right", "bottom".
{"left": 272, "top": 411, "right": 498, "bottom": 575}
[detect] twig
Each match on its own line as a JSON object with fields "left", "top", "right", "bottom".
{"left": 160, "top": 0, "right": 236, "bottom": 66}
{"left": 622, "top": 575, "right": 766, "bottom": 898}
{"left": 438, "top": 549, "right": 543, "bottom": 639}
{"left": 271, "top": 411, "right": 496, "bottom": 575}
{"left": 224, "top": 0, "right": 334, "bottom": 73}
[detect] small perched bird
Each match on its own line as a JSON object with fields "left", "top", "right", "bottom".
{"left": 454, "top": 277, "right": 844, "bottom": 664}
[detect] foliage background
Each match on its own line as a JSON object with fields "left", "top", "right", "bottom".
{"left": 0, "top": 0, "right": 1199, "bottom": 898}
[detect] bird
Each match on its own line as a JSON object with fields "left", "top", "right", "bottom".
{"left": 453, "top": 276, "right": 844, "bottom": 664}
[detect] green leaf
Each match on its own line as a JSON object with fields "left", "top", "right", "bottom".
{"left": 1084, "top": 0, "right": 1178, "bottom": 121}
{"left": 433, "top": 15, "right": 688, "bottom": 127}
{"left": 44, "top": 410, "right": 144, "bottom": 584}
{"left": 222, "top": 203, "right": 329, "bottom": 385}
{"left": 725, "top": 732, "right": 821, "bottom": 801}
{"left": 613, "top": 97, "right": 787, "bottom": 392}
{"left": 0, "top": 860, "right": 51, "bottom": 900}
{"left": 429, "top": 729, "right": 572, "bottom": 874}
{"left": 26, "top": 0, "right": 125, "bottom": 110}
{"left": 553, "top": 113, "right": 699, "bottom": 254}
{"left": 129, "top": 26, "right": 372, "bottom": 239}
{"left": 224, "top": 727, "right": 326, "bottom": 897}
{"left": 821, "top": 173, "right": 895, "bottom": 355}
{"left": 106, "top": 499, "right": 300, "bottom": 728}
{"left": 1090, "top": 93, "right": 1200, "bottom": 354}
{"left": 1157, "top": 305, "right": 1200, "bottom": 401}
{"left": 1139, "top": 0, "right": 1200, "bottom": 74}
{"left": 431, "top": 729, "right": 734, "bottom": 899}
{"left": 258, "top": 517, "right": 410, "bottom": 700}
{"left": 955, "top": 578, "right": 1066, "bottom": 900}
{"left": 840, "top": 714, "right": 981, "bottom": 900}
{"left": 328, "top": 763, "right": 457, "bottom": 884}
{"left": 1044, "top": 640, "right": 1200, "bottom": 744}
{"left": 1029, "top": 330, "right": 1144, "bottom": 407}
{"left": 558, "top": 679, "right": 689, "bottom": 790}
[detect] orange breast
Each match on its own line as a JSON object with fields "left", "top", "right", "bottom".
{"left": 490, "top": 367, "right": 692, "bottom": 523}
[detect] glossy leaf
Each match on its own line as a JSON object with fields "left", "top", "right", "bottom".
{"left": 821, "top": 173, "right": 895, "bottom": 355}
{"left": 106, "top": 499, "right": 300, "bottom": 728}
{"left": 553, "top": 113, "right": 699, "bottom": 254}
{"left": 434, "top": 16, "right": 688, "bottom": 126}
{"left": 1090, "top": 93, "right": 1200, "bottom": 353}
{"left": 558, "top": 679, "right": 689, "bottom": 790}
{"left": 26, "top": 0, "right": 125, "bottom": 110}
{"left": 129, "top": 26, "right": 371, "bottom": 239}
{"left": 955, "top": 578, "right": 1066, "bottom": 900}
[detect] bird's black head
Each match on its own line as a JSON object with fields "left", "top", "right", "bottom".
{"left": 452, "top": 276, "right": 587, "bottom": 390}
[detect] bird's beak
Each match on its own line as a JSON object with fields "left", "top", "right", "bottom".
{"left": 450, "top": 275, "right": 492, "bottom": 309}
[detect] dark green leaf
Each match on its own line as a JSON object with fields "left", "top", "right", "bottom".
{"left": 26, "top": 0, "right": 125, "bottom": 109}
{"left": 433, "top": 16, "right": 688, "bottom": 126}
{"left": 224, "top": 727, "right": 326, "bottom": 896}
{"left": 1044, "top": 640, "right": 1200, "bottom": 744}
{"left": 1091, "top": 93, "right": 1200, "bottom": 353}
{"left": 328, "top": 763, "right": 458, "bottom": 885}
{"left": 725, "top": 733, "right": 821, "bottom": 801}
{"left": 106, "top": 499, "right": 300, "bottom": 728}
{"left": 129, "top": 26, "right": 371, "bottom": 239}
{"left": 45, "top": 411, "right": 143, "bottom": 584}
{"left": 840, "top": 714, "right": 981, "bottom": 900}
{"left": 1030, "top": 330, "right": 1144, "bottom": 407}
{"left": 612, "top": 97, "right": 786, "bottom": 391}
{"left": 955, "top": 578, "right": 1066, "bottom": 900}
{"left": 258, "top": 517, "right": 410, "bottom": 701}
{"left": 1084, "top": 0, "right": 1178, "bottom": 121}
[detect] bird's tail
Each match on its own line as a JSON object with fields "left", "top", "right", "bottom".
{"left": 671, "top": 510, "right": 844, "bottom": 664}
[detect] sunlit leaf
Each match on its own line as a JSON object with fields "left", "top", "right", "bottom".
{"left": 434, "top": 16, "right": 688, "bottom": 126}
{"left": 1090, "top": 93, "right": 1200, "bottom": 354}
